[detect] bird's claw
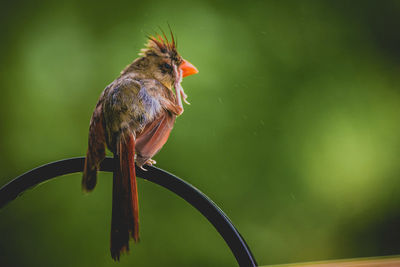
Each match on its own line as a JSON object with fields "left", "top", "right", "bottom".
{"left": 139, "top": 165, "right": 148, "bottom": 171}
{"left": 139, "top": 159, "right": 156, "bottom": 171}
{"left": 145, "top": 159, "right": 156, "bottom": 166}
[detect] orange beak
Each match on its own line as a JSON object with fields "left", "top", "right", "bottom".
{"left": 180, "top": 59, "right": 199, "bottom": 78}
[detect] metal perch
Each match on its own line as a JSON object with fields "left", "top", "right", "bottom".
{"left": 0, "top": 157, "right": 257, "bottom": 267}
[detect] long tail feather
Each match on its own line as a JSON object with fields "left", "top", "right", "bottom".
{"left": 120, "top": 132, "right": 140, "bottom": 243}
{"left": 110, "top": 132, "right": 139, "bottom": 261}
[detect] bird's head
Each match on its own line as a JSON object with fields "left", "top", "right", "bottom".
{"left": 137, "top": 32, "right": 198, "bottom": 90}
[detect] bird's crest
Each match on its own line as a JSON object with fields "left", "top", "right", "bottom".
{"left": 140, "top": 29, "right": 179, "bottom": 61}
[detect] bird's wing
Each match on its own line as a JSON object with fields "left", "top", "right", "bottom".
{"left": 102, "top": 78, "right": 147, "bottom": 152}
{"left": 135, "top": 110, "right": 175, "bottom": 166}
{"left": 82, "top": 94, "right": 107, "bottom": 191}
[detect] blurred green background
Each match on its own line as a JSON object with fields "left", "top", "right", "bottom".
{"left": 1, "top": 0, "right": 400, "bottom": 266}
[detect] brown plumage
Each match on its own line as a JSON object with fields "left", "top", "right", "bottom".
{"left": 82, "top": 32, "right": 198, "bottom": 260}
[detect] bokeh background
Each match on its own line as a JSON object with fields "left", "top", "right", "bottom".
{"left": 1, "top": 0, "right": 400, "bottom": 266}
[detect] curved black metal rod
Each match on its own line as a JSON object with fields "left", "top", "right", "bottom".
{"left": 0, "top": 157, "right": 257, "bottom": 267}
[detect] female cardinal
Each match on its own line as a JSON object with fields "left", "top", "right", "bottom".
{"left": 82, "top": 32, "right": 198, "bottom": 260}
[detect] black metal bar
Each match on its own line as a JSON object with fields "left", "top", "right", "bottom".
{"left": 0, "top": 157, "right": 257, "bottom": 267}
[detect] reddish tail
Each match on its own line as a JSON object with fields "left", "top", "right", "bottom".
{"left": 110, "top": 132, "right": 139, "bottom": 261}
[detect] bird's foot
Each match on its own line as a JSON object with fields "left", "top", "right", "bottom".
{"left": 145, "top": 159, "right": 156, "bottom": 166}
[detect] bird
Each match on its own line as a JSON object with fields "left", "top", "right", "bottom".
{"left": 81, "top": 31, "right": 198, "bottom": 261}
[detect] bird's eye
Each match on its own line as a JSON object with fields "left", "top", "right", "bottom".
{"left": 163, "top": 63, "right": 172, "bottom": 70}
